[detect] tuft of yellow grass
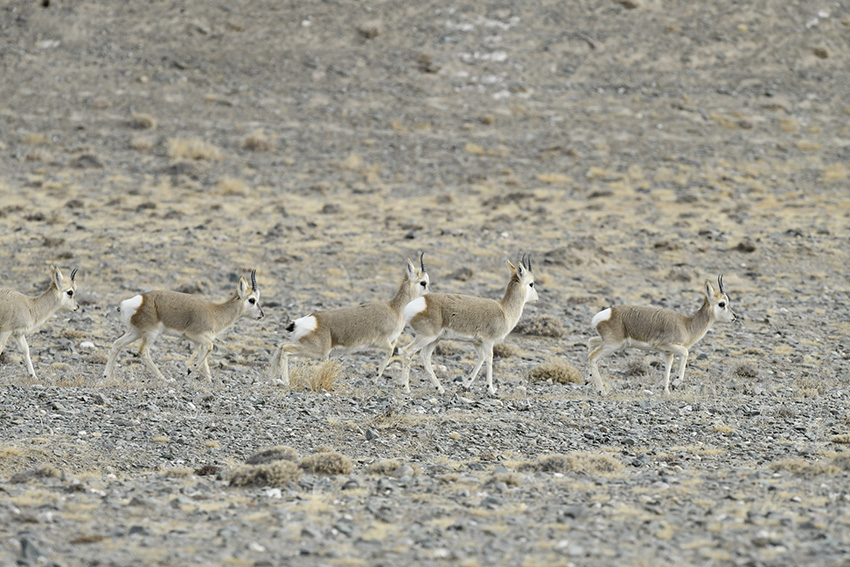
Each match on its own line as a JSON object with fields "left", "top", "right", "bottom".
{"left": 215, "top": 176, "right": 248, "bottom": 196}
{"left": 830, "top": 434, "right": 850, "bottom": 444}
{"left": 243, "top": 130, "right": 275, "bottom": 152}
{"left": 130, "top": 113, "right": 157, "bottom": 130}
{"left": 527, "top": 358, "right": 582, "bottom": 385}
{"left": 245, "top": 446, "right": 299, "bottom": 465}
{"left": 299, "top": 451, "right": 354, "bottom": 475}
{"left": 289, "top": 360, "right": 341, "bottom": 392}
{"left": 167, "top": 138, "right": 223, "bottom": 161}
{"left": 230, "top": 460, "right": 302, "bottom": 488}
{"left": 518, "top": 451, "right": 625, "bottom": 476}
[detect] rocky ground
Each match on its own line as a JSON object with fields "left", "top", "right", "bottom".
{"left": 1, "top": 0, "right": 850, "bottom": 565}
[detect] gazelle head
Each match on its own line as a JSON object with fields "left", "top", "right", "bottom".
{"left": 706, "top": 275, "right": 736, "bottom": 323}
{"left": 406, "top": 252, "right": 431, "bottom": 297}
{"left": 52, "top": 265, "right": 79, "bottom": 312}
{"left": 509, "top": 254, "right": 538, "bottom": 304}
{"left": 240, "top": 269, "right": 264, "bottom": 319}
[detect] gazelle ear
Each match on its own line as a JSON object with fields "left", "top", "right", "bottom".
{"left": 405, "top": 258, "right": 416, "bottom": 279}
{"left": 506, "top": 258, "right": 517, "bottom": 273}
{"left": 237, "top": 276, "right": 250, "bottom": 299}
{"left": 52, "top": 266, "right": 64, "bottom": 289}
{"left": 704, "top": 280, "right": 716, "bottom": 300}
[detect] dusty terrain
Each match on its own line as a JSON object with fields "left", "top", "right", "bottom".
{"left": 2, "top": 0, "right": 850, "bottom": 565}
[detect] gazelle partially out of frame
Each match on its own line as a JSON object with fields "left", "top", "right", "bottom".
{"left": 401, "top": 255, "right": 538, "bottom": 396}
{"left": 588, "top": 275, "right": 737, "bottom": 396}
{"left": 104, "top": 270, "right": 264, "bottom": 381}
{"left": 0, "top": 266, "right": 79, "bottom": 379}
{"left": 268, "top": 254, "right": 431, "bottom": 386}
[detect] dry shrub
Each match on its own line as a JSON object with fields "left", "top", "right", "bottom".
{"left": 159, "top": 467, "right": 193, "bottom": 478}
{"left": 167, "top": 138, "right": 223, "bottom": 161}
{"left": 10, "top": 464, "right": 62, "bottom": 484}
{"left": 513, "top": 314, "right": 566, "bottom": 338}
{"left": 216, "top": 176, "right": 248, "bottom": 196}
{"left": 527, "top": 358, "right": 582, "bottom": 385}
{"left": 289, "top": 360, "right": 341, "bottom": 392}
{"left": 734, "top": 364, "right": 759, "bottom": 379}
{"left": 490, "top": 472, "right": 522, "bottom": 487}
{"left": 624, "top": 360, "right": 650, "bottom": 378}
{"left": 771, "top": 455, "right": 850, "bottom": 477}
{"left": 246, "top": 446, "right": 299, "bottom": 465}
{"left": 366, "top": 459, "right": 404, "bottom": 476}
{"left": 130, "top": 113, "right": 157, "bottom": 130}
{"left": 242, "top": 130, "right": 275, "bottom": 152}
{"left": 299, "top": 451, "right": 354, "bottom": 475}
{"left": 194, "top": 464, "right": 221, "bottom": 476}
{"left": 229, "top": 460, "right": 302, "bottom": 487}
{"left": 519, "top": 452, "right": 625, "bottom": 476}
{"left": 436, "top": 341, "right": 463, "bottom": 356}
{"left": 493, "top": 342, "right": 519, "bottom": 358}
{"left": 831, "top": 434, "right": 850, "bottom": 444}
{"left": 130, "top": 137, "right": 154, "bottom": 151}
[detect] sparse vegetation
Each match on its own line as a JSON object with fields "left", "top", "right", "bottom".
{"left": 527, "top": 358, "right": 582, "bottom": 385}
{"left": 229, "top": 460, "right": 302, "bottom": 487}
{"left": 519, "top": 452, "right": 625, "bottom": 476}
{"left": 288, "top": 360, "right": 341, "bottom": 392}
{"left": 246, "top": 446, "right": 299, "bottom": 465}
{"left": 299, "top": 451, "right": 354, "bottom": 475}
{"left": 167, "top": 138, "right": 223, "bottom": 161}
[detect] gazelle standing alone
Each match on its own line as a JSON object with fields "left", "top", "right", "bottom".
{"left": 0, "top": 266, "right": 79, "bottom": 379}
{"left": 104, "top": 270, "right": 264, "bottom": 381}
{"left": 268, "top": 255, "right": 431, "bottom": 386}
{"left": 588, "top": 275, "right": 737, "bottom": 396}
{"left": 401, "top": 255, "right": 538, "bottom": 396}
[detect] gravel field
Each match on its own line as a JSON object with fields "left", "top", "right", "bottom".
{"left": 1, "top": 1, "right": 850, "bottom": 565}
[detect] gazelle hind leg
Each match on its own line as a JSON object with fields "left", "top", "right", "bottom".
{"left": 399, "top": 334, "right": 435, "bottom": 394}
{"left": 138, "top": 335, "right": 168, "bottom": 382}
{"left": 374, "top": 338, "right": 395, "bottom": 383}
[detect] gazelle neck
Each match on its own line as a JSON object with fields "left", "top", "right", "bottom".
{"left": 685, "top": 298, "right": 715, "bottom": 347}
{"left": 30, "top": 286, "right": 62, "bottom": 330}
{"left": 211, "top": 294, "right": 244, "bottom": 332}
{"left": 500, "top": 277, "right": 528, "bottom": 325}
{"left": 389, "top": 277, "right": 417, "bottom": 313}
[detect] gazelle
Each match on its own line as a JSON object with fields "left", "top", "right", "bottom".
{"left": 104, "top": 270, "right": 264, "bottom": 381}
{"left": 268, "top": 254, "right": 430, "bottom": 386}
{"left": 401, "top": 255, "right": 538, "bottom": 396}
{"left": 588, "top": 275, "right": 737, "bottom": 395}
{"left": 0, "top": 266, "right": 79, "bottom": 379}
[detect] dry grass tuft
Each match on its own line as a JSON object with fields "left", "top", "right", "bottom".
{"left": 519, "top": 452, "right": 625, "bottom": 476}
{"left": 299, "top": 451, "right": 354, "bottom": 476}
{"left": 289, "top": 360, "right": 341, "bottom": 392}
{"left": 771, "top": 455, "right": 850, "bottom": 477}
{"left": 734, "top": 364, "right": 759, "bottom": 378}
{"left": 167, "top": 138, "right": 223, "bottom": 161}
{"left": 242, "top": 130, "right": 275, "bottom": 152}
{"left": 10, "top": 464, "right": 62, "bottom": 484}
{"left": 194, "top": 464, "right": 221, "bottom": 476}
{"left": 624, "top": 360, "right": 650, "bottom": 378}
{"left": 159, "top": 467, "right": 194, "bottom": 478}
{"left": 216, "top": 176, "right": 248, "bottom": 196}
{"left": 490, "top": 472, "right": 522, "bottom": 487}
{"left": 513, "top": 314, "right": 566, "bottom": 338}
{"left": 229, "top": 460, "right": 302, "bottom": 488}
{"left": 830, "top": 434, "right": 850, "bottom": 444}
{"left": 527, "top": 358, "right": 582, "bottom": 385}
{"left": 245, "top": 446, "right": 299, "bottom": 465}
{"left": 493, "top": 342, "right": 519, "bottom": 358}
{"left": 366, "top": 459, "right": 404, "bottom": 476}
{"left": 130, "top": 113, "right": 157, "bottom": 130}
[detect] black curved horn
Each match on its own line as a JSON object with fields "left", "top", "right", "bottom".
{"left": 70, "top": 268, "right": 78, "bottom": 282}
{"left": 527, "top": 254, "right": 532, "bottom": 272}
{"left": 717, "top": 274, "right": 725, "bottom": 295}
{"left": 419, "top": 252, "right": 426, "bottom": 273}
{"left": 251, "top": 269, "right": 258, "bottom": 291}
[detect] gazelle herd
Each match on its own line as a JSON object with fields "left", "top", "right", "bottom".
{"left": 0, "top": 260, "right": 737, "bottom": 396}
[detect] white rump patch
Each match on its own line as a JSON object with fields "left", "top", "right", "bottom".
{"left": 291, "top": 315, "right": 318, "bottom": 341}
{"left": 403, "top": 296, "right": 427, "bottom": 324}
{"left": 119, "top": 295, "right": 144, "bottom": 327}
{"left": 591, "top": 308, "right": 612, "bottom": 329}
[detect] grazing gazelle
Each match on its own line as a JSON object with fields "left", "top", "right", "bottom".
{"left": 0, "top": 266, "right": 79, "bottom": 379}
{"left": 588, "top": 275, "right": 737, "bottom": 395}
{"left": 401, "top": 255, "right": 538, "bottom": 396}
{"left": 104, "top": 270, "right": 264, "bottom": 381}
{"left": 268, "top": 254, "right": 431, "bottom": 386}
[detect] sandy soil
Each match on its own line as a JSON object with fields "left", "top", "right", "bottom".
{"left": 1, "top": 1, "right": 850, "bottom": 565}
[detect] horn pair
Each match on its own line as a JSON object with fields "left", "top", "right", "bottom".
{"left": 250, "top": 269, "right": 258, "bottom": 292}
{"left": 70, "top": 268, "right": 78, "bottom": 282}
{"left": 520, "top": 253, "right": 532, "bottom": 272}
{"left": 717, "top": 274, "right": 726, "bottom": 295}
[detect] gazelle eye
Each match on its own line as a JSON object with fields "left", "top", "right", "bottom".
{"left": 420, "top": 281, "right": 427, "bottom": 287}
{"left": 529, "top": 282, "right": 535, "bottom": 288}
{"left": 718, "top": 301, "right": 726, "bottom": 308}
{"left": 67, "top": 290, "right": 74, "bottom": 297}
{"left": 249, "top": 298, "right": 256, "bottom": 304}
